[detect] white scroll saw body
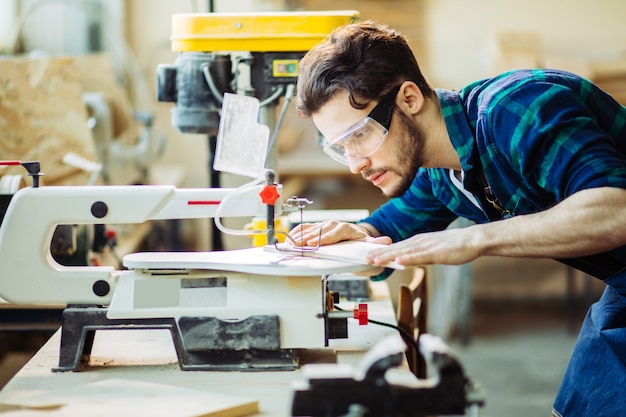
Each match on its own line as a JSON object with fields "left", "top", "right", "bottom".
{"left": 0, "top": 184, "right": 374, "bottom": 351}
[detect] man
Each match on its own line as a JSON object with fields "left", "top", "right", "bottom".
{"left": 290, "top": 20, "right": 626, "bottom": 417}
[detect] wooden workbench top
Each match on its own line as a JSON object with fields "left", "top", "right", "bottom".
{"left": 0, "top": 282, "right": 408, "bottom": 416}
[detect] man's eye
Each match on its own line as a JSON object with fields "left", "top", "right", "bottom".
{"left": 351, "top": 127, "right": 369, "bottom": 141}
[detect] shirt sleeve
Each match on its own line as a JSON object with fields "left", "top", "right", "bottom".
{"left": 359, "top": 168, "right": 457, "bottom": 243}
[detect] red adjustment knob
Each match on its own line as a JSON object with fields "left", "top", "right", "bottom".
{"left": 259, "top": 184, "right": 280, "bottom": 205}
{"left": 105, "top": 228, "right": 117, "bottom": 240}
{"left": 353, "top": 303, "right": 368, "bottom": 325}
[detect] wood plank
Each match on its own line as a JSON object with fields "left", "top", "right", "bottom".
{"left": 123, "top": 246, "right": 375, "bottom": 276}
{"left": 268, "top": 241, "right": 406, "bottom": 270}
{"left": 0, "top": 378, "right": 258, "bottom": 417}
{"left": 0, "top": 56, "right": 97, "bottom": 186}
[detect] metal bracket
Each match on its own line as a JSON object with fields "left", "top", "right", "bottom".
{"left": 53, "top": 305, "right": 299, "bottom": 372}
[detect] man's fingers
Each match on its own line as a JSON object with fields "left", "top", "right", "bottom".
{"left": 288, "top": 223, "right": 323, "bottom": 246}
{"left": 366, "top": 236, "right": 392, "bottom": 245}
{"left": 288, "top": 220, "right": 377, "bottom": 247}
{"left": 366, "top": 241, "right": 418, "bottom": 266}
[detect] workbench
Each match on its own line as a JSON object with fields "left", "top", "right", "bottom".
{"left": 0, "top": 281, "right": 407, "bottom": 416}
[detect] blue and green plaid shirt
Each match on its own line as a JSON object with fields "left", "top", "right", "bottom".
{"left": 362, "top": 69, "right": 626, "bottom": 277}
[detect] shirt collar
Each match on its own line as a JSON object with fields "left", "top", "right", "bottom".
{"left": 435, "top": 88, "right": 476, "bottom": 172}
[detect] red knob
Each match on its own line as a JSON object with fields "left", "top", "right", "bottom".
{"left": 259, "top": 184, "right": 280, "bottom": 205}
{"left": 353, "top": 303, "right": 368, "bottom": 325}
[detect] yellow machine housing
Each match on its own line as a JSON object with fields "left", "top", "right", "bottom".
{"left": 170, "top": 11, "right": 360, "bottom": 52}
{"left": 157, "top": 11, "right": 359, "bottom": 134}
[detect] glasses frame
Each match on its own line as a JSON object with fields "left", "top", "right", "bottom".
{"left": 322, "top": 85, "right": 401, "bottom": 165}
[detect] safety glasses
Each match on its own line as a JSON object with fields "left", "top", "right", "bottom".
{"left": 322, "top": 85, "right": 401, "bottom": 165}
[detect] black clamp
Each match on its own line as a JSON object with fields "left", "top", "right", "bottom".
{"left": 291, "top": 334, "right": 485, "bottom": 416}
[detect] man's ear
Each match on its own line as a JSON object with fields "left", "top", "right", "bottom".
{"left": 398, "top": 81, "right": 425, "bottom": 115}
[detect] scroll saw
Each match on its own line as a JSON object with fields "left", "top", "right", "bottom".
{"left": 0, "top": 156, "right": 387, "bottom": 372}
{"left": 0, "top": 11, "right": 384, "bottom": 373}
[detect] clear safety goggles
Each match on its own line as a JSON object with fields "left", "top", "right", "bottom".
{"left": 322, "top": 85, "right": 400, "bottom": 166}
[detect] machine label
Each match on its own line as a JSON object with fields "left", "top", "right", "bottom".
{"left": 272, "top": 59, "right": 299, "bottom": 78}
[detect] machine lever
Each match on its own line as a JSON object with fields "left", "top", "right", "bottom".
{"left": 0, "top": 160, "right": 43, "bottom": 187}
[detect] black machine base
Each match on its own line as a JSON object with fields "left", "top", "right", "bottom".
{"left": 53, "top": 305, "right": 298, "bottom": 372}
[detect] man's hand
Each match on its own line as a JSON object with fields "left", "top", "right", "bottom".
{"left": 288, "top": 220, "right": 391, "bottom": 278}
{"left": 365, "top": 227, "right": 483, "bottom": 267}
{"left": 288, "top": 220, "right": 391, "bottom": 247}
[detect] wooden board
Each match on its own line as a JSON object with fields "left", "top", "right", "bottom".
{"left": 0, "top": 56, "right": 97, "bottom": 186}
{"left": 123, "top": 246, "right": 377, "bottom": 276}
{"left": 0, "top": 378, "right": 258, "bottom": 417}
{"left": 267, "top": 241, "right": 405, "bottom": 270}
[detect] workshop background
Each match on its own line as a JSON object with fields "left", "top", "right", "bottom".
{"left": 0, "top": 0, "right": 624, "bottom": 416}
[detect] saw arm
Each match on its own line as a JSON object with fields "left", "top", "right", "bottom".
{"left": 0, "top": 182, "right": 280, "bottom": 305}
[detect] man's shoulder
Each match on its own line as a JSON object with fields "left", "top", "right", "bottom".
{"left": 460, "top": 68, "right": 588, "bottom": 113}
{"left": 463, "top": 69, "right": 585, "bottom": 98}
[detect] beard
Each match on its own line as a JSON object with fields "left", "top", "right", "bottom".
{"left": 362, "top": 110, "right": 425, "bottom": 198}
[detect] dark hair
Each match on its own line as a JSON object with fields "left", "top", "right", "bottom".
{"left": 296, "top": 20, "right": 433, "bottom": 117}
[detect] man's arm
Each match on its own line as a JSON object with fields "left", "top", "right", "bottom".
{"left": 366, "top": 187, "right": 626, "bottom": 267}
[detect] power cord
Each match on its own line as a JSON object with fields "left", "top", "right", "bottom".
{"left": 333, "top": 305, "right": 420, "bottom": 353}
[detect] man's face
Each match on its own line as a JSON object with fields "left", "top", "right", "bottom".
{"left": 313, "top": 90, "right": 424, "bottom": 198}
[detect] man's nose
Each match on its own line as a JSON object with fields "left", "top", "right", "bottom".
{"left": 347, "top": 155, "right": 369, "bottom": 174}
